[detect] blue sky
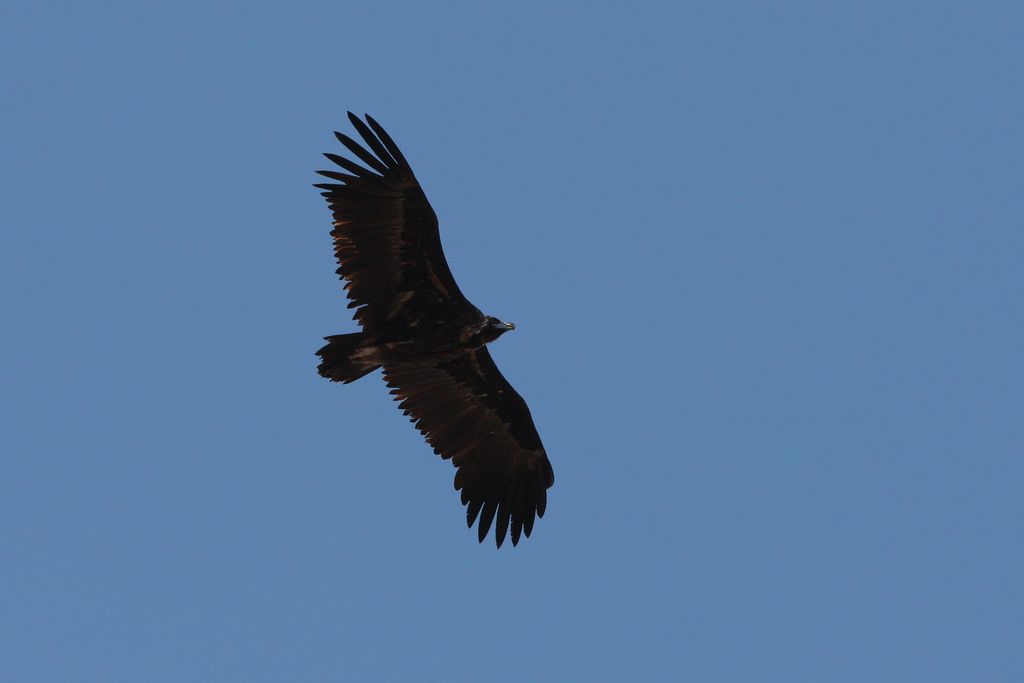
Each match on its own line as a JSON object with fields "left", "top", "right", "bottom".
{"left": 3, "top": 2, "right": 1022, "bottom": 681}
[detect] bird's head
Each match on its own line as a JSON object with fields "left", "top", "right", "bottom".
{"left": 480, "top": 316, "right": 515, "bottom": 344}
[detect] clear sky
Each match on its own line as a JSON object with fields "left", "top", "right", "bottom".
{"left": 2, "top": 2, "right": 1022, "bottom": 681}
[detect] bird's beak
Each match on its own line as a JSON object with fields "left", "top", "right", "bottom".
{"left": 504, "top": 321, "right": 516, "bottom": 331}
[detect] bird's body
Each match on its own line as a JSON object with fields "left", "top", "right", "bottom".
{"left": 314, "top": 113, "right": 553, "bottom": 547}
{"left": 319, "top": 307, "right": 508, "bottom": 373}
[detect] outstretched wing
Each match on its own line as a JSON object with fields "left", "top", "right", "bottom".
{"left": 383, "top": 348, "right": 555, "bottom": 548}
{"left": 315, "top": 113, "right": 469, "bottom": 327}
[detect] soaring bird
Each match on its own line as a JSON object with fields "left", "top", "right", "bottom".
{"left": 314, "top": 113, "right": 554, "bottom": 548}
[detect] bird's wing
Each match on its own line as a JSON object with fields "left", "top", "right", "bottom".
{"left": 315, "top": 113, "right": 468, "bottom": 327}
{"left": 383, "top": 348, "right": 554, "bottom": 548}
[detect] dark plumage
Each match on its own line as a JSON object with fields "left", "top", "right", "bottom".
{"left": 314, "top": 113, "right": 554, "bottom": 548}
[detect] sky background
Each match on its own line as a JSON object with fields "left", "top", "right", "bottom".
{"left": 2, "top": 2, "right": 1022, "bottom": 681}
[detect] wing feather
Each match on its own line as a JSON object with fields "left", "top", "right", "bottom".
{"left": 383, "top": 348, "right": 554, "bottom": 547}
{"left": 348, "top": 112, "right": 401, "bottom": 169}
{"left": 323, "top": 152, "right": 379, "bottom": 179}
{"left": 334, "top": 131, "right": 390, "bottom": 175}
{"left": 365, "top": 114, "right": 413, "bottom": 171}
{"left": 318, "top": 113, "right": 467, "bottom": 326}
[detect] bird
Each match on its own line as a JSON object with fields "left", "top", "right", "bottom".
{"left": 314, "top": 113, "right": 554, "bottom": 548}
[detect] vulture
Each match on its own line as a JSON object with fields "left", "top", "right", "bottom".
{"left": 314, "top": 113, "right": 554, "bottom": 548}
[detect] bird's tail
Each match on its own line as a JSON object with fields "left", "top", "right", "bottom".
{"left": 316, "top": 333, "right": 381, "bottom": 383}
